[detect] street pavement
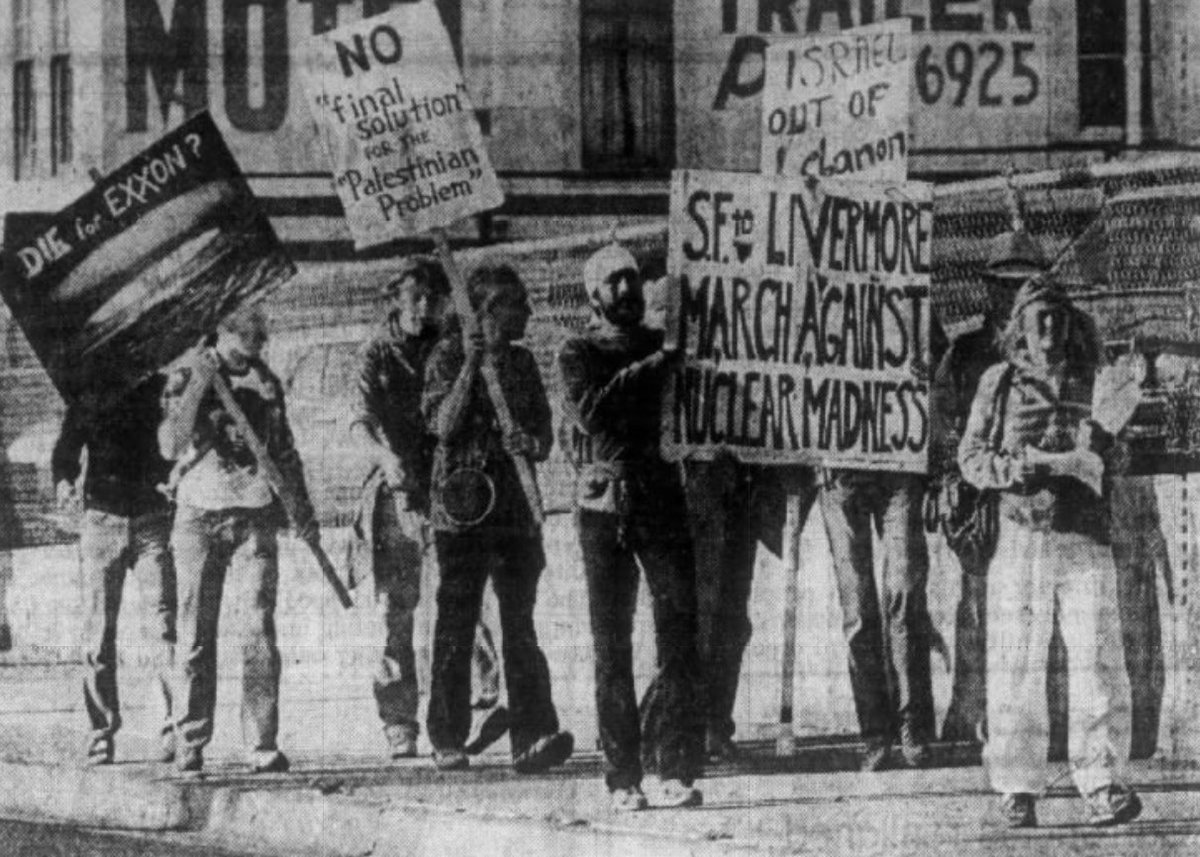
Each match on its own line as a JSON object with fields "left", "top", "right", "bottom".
{"left": 0, "top": 527, "right": 1198, "bottom": 855}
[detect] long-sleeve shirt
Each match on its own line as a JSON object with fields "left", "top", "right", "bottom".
{"left": 557, "top": 323, "right": 668, "bottom": 467}
{"left": 958, "top": 360, "right": 1112, "bottom": 541}
{"left": 929, "top": 324, "right": 1005, "bottom": 480}
{"left": 162, "top": 352, "right": 314, "bottom": 525}
{"left": 422, "top": 336, "right": 551, "bottom": 535}
{"left": 352, "top": 314, "right": 440, "bottom": 512}
{"left": 557, "top": 321, "right": 685, "bottom": 518}
{"left": 51, "top": 374, "right": 172, "bottom": 518}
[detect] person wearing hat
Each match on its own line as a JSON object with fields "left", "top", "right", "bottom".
{"left": 931, "top": 229, "right": 1049, "bottom": 744}
{"left": 349, "top": 257, "right": 508, "bottom": 761}
{"left": 558, "top": 242, "right": 703, "bottom": 811}
{"left": 158, "top": 303, "right": 319, "bottom": 774}
{"left": 958, "top": 277, "right": 1144, "bottom": 827}
{"left": 422, "top": 264, "right": 573, "bottom": 774}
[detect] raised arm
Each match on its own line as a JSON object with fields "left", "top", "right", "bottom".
{"left": 558, "top": 339, "right": 671, "bottom": 435}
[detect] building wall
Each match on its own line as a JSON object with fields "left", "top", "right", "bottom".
{"left": 10, "top": 2, "right": 1200, "bottom": 195}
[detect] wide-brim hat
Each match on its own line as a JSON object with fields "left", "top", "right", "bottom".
{"left": 984, "top": 230, "right": 1049, "bottom": 280}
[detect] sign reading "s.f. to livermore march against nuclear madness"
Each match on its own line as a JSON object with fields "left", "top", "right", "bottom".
{"left": 761, "top": 20, "right": 911, "bottom": 180}
{"left": 300, "top": 2, "right": 503, "bottom": 246}
{"left": 663, "top": 170, "right": 933, "bottom": 472}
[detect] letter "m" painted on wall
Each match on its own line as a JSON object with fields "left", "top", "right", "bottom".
{"left": 125, "top": 0, "right": 208, "bottom": 132}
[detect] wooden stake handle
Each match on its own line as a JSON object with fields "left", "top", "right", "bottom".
{"left": 210, "top": 373, "right": 353, "bottom": 609}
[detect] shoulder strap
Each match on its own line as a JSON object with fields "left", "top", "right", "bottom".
{"left": 988, "top": 363, "right": 1017, "bottom": 452}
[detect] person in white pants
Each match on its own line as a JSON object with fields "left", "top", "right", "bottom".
{"left": 958, "top": 278, "right": 1144, "bottom": 829}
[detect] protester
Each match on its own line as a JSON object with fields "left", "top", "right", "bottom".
{"left": 422, "top": 264, "right": 573, "bottom": 773}
{"left": 53, "top": 374, "right": 176, "bottom": 765}
{"left": 819, "top": 474, "right": 934, "bottom": 768}
{"left": 158, "top": 304, "right": 318, "bottom": 774}
{"left": 349, "top": 257, "right": 508, "bottom": 759}
{"left": 959, "top": 278, "right": 1143, "bottom": 827}
{"left": 929, "top": 229, "right": 1049, "bottom": 743}
{"left": 684, "top": 457, "right": 815, "bottom": 762}
{"left": 558, "top": 243, "right": 703, "bottom": 811}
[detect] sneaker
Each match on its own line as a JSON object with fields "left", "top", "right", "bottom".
{"left": 656, "top": 779, "right": 703, "bottom": 808}
{"left": 432, "top": 748, "right": 470, "bottom": 771}
{"left": 1083, "top": 785, "right": 1142, "bottom": 827}
{"left": 610, "top": 785, "right": 649, "bottom": 812}
{"left": 705, "top": 730, "right": 743, "bottom": 764}
{"left": 465, "top": 706, "right": 510, "bottom": 755}
{"left": 248, "top": 749, "right": 290, "bottom": 774}
{"left": 1000, "top": 793, "right": 1037, "bottom": 828}
{"left": 861, "top": 736, "right": 891, "bottom": 772}
{"left": 86, "top": 735, "right": 114, "bottom": 766}
{"left": 384, "top": 724, "right": 419, "bottom": 759}
{"left": 177, "top": 746, "right": 203, "bottom": 774}
{"left": 899, "top": 722, "right": 930, "bottom": 769}
{"left": 513, "top": 731, "right": 574, "bottom": 774}
{"left": 158, "top": 727, "right": 177, "bottom": 764}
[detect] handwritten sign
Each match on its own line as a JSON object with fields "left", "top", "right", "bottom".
{"left": 301, "top": 2, "right": 503, "bottom": 246}
{"left": 0, "top": 112, "right": 294, "bottom": 412}
{"left": 761, "top": 20, "right": 911, "bottom": 179}
{"left": 663, "top": 169, "right": 933, "bottom": 471}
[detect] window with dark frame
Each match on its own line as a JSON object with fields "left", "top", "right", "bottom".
{"left": 50, "top": 0, "right": 72, "bottom": 175}
{"left": 1076, "top": 0, "right": 1125, "bottom": 128}
{"left": 580, "top": 0, "right": 674, "bottom": 172}
{"left": 12, "top": 0, "right": 36, "bottom": 180}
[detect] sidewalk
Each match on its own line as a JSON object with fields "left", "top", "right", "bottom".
{"left": 1, "top": 695, "right": 1200, "bottom": 857}
{"left": 1, "top": 534, "right": 1199, "bottom": 854}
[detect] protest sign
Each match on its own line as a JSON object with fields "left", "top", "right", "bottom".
{"left": 663, "top": 169, "right": 933, "bottom": 472}
{"left": 761, "top": 20, "right": 911, "bottom": 180}
{"left": 301, "top": 2, "right": 504, "bottom": 247}
{"left": 0, "top": 112, "right": 294, "bottom": 412}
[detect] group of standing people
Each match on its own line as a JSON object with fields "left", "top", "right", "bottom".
{"left": 54, "top": 230, "right": 1152, "bottom": 826}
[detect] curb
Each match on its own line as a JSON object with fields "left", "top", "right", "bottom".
{"left": 0, "top": 760, "right": 766, "bottom": 857}
{"left": 0, "top": 760, "right": 191, "bottom": 831}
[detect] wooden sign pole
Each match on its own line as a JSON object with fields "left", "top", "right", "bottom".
{"left": 210, "top": 373, "right": 354, "bottom": 608}
{"left": 431, "top": 227, "right": 545, "bottom": 526}
{"left": 777, "top": 492, "right": 803, "bottom": 756}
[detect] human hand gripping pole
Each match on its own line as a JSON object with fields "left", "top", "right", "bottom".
{"left": 432, "top": 228, "right": 545, "bottom": 526}
{"left": 208, "top": 372, "right": 354, "bottom": 609}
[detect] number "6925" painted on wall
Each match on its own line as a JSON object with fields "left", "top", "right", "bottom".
{"left": 916, "top": 41, "right": 1039, "bottom": 108}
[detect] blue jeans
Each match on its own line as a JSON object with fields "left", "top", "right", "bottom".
{"left": 820, "top": 471, "right": 934, "bottom": 742}
{"left": 80, "top": 509, "right": 175, "bottom": 741}
{"left": 171, "top": 505, "right": 279, "bottom": 754}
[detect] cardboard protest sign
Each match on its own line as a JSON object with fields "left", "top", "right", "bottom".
{"left": 761, "top": 20, "right": 911, "bottom": 180}
{"left": 663, "top": 169, "right": 933, "bottom": 472}
{"left": 301, "top": 2, "right": 504, "bottom": 247}
{"left": 0, "top": 112, "right": 294, "bottom": 412}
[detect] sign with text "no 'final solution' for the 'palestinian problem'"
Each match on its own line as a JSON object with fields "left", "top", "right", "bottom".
{"left": 663, "top": 170, "right": 933, "bottom": 472}
{"left": 761, "top": 19, "right": 912, "bottom": 180}
{"left": 300, "top": 2, "right": 503, "bottom": 246}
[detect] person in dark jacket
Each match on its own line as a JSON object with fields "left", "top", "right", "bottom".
{"left": 158, "top": 304, "right": 319, "bottom": 775}
{"left": 558, "top": 243, "right": 703, "bottom": 811}
{"left": 349, "top": 258, "right": 507, "bottom": 760}
{"left": 53, "top": 374, "right": 176, "bottom": 765}
{"left": 422, "top": 264, "right": 573, "bottom": 774}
